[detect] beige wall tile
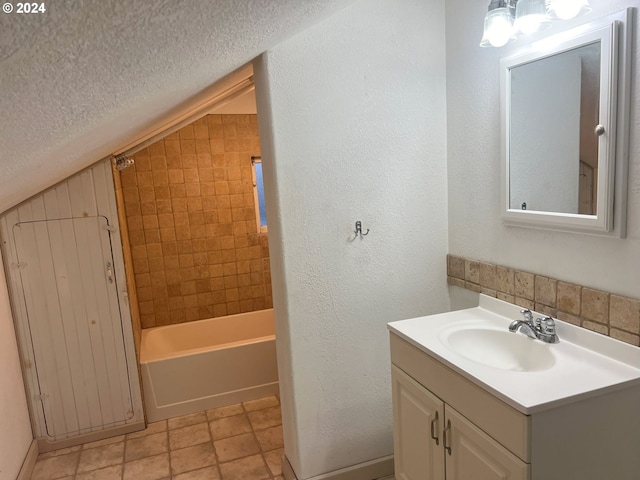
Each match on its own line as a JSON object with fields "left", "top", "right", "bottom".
{"left": 534, "top": 276, "right": 557, "bottom": 307}
{"left": 514, "top": 297, "right": 534, "bottom": 311}
{"left": 514, "top": 271, "right": 534, "bottom": 300}
{"left": 557, "top": 282, "right": 581, "bottom": 315}
{"left": 556, "top": 311, "right": 581, "bottom": 326}
{"left": 479, "top": 262, "right": 497, "bottom": 290}
{"left": 465, "top": 281, "right": 481, "bottom": 293}
{"left": 480, "top": 287, "right": 496, "bottom": 297}
{"left": 496, "top": 292, "right": 515, "bottom": 304}
{"left": 582, "top": 288, "right": 610, "bottom": 324}
{"left": 610, "top": 328, "right": 640, "bottom": 347}
{"left": 534, "top": 303, "right": 557, "bottom": 318}
{"left": 496, "top": 266, "right": 514, "bottom": 295}
{"left": 582, "top": 320, "right": 609, "bottom": 336}
{"left": 609, "top": 295, "right": 640, "bottom": 334}
{"left": 464, "top": 260, "right": 480, "bottom": 284}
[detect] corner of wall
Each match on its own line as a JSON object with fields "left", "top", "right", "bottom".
{"left": 252, "top": 51, "right": 302, "bottom": 476}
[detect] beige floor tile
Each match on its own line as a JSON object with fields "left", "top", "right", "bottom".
{"left": 82, "top": 435, "right": 125, "bottom": 450}
{"left": 127, "top": 420, "right": 167, "bottom": 440}
{"left": 123, "top": 453, "right": 170, "bottom": 480}
{"left": 77, "top": 442, "right": 124, "bottom": 473}
{"left": 209, "top": 414, "right": 252, "bottom": 440}
{"left": 248, "top": 406, "right": 282, "bottom": 431}
{"left": 173, "top": 466, "right": 221, "bottom": 480}
{"left": 170, "top": 442, "right": 216, "bottom": 475}
{"left": 255, "top": 425, "right": 284, "bottom": 451}
{"left": 31, "top": 452, "right": 79, "bottom": 480}
{"left": 168, "top": 411, "right": 208, "bottom": 430}
{"left": 206, "top": 403, "right": 244, "bottom": 421}
{"left": 242, "top": 396, "right": 279, "bottom": 412}
{"left": 76, "top": 464, "right": 123, "bottom": 480}
{"left": 126, "top": 431, "right": 168, "bottom": 462}
{"left": 37, "top": 445, "right": 81, "bottom": 460}
{"left": 218, "top": 454, "right": 270, "bottom": 480}
{"left": 214, "top": 432, "right": 260, "bottom": 462}
{"left": 169, "top": 422, "right": 211, "bottom": 450}
{"left": 264, "top": 448, "right": 284, "bottom": 476}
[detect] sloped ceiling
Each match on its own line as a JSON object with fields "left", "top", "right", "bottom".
{"left": 0, "top": 0, "right": 353, "bottom": 212}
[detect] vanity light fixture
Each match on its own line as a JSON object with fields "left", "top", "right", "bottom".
{"left": 480, "top": 0, "right": 591, "bottom": 47}
{"left": 548, "top": 0, "right": 591, "bottom": 20}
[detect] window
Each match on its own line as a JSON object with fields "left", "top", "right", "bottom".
{"left": 251, "top": 156, "right": 267, "bottom": 233}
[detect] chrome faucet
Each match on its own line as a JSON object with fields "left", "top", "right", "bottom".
{"left": 509, "top": 309, "right": 559, "bottom": 344}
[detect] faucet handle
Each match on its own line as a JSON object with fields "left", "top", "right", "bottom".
{"left": 520, "top": 309, "right": 533, "bottom": 322}
{"left": 540, "top": 316, "right": 556, "bottom": 334}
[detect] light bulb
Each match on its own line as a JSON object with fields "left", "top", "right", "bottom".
{"left": 515, "top": 0, "right": 550, "bottom": 35}
{"left": 548, "top": 0, "right": 590, "bottom": 20}
{"left": 480, "top": 7, "right": 514, "bottom": 48}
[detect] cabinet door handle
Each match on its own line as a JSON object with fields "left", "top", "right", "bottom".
{"left": 430, "top": 411, "right": 440, "bottom": 446}
{"left": 443, "top": 419, "right": 452, "bottom": 455}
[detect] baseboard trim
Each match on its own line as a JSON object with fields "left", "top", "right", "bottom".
{"left": 16, "top": 439, "right": 38, "bottom": 480}
{"left": 282, "top": 454, "right": 394, "bottom": 480}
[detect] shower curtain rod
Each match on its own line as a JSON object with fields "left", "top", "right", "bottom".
{"left": 114, "top": 77, "right": 255, "bottom": 158}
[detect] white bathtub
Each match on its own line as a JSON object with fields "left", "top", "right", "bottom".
{"left": 140, "top": 309, "right": 279, "bottom": 422}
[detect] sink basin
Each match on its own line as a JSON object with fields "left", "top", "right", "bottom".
{"left": 441, "top": 328, "right": 555, "bottom": 372}
{"left": 387, "top": 294, "right": 640, "bottom": 414}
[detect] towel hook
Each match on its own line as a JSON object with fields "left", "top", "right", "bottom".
{"left": 354, "top": 221, "right": 369, "bottom": 238}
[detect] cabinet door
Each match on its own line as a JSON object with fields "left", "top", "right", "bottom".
{"left": 444, "top": 406, "right": 529, "bottom": 480}
{"left": 392, "top": 365, "right": 445, "bottom": 480}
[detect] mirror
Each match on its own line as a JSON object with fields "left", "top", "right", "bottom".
{"left": 509, "top": 43, "right": 600, "bottom": 215}
{"left": 500, "top": 10, "right": 631, "bottom": 236}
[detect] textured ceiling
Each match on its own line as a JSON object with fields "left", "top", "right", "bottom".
{"left": 0, "top": 0, "right": 352, "bottom": 212}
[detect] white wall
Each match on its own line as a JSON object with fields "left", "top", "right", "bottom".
{"left": 447, "top": 0, "right": 640, "bottom": 298}
{"left": 0, "top": 253, "right": 33, "bottom": 480}
{"left": 254, "top": 0, "right": 449, "bottom": 478}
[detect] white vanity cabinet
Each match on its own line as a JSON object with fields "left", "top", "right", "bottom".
{"left": 392, "top": 364, "right": 527, "bottom": 480}
{"left": 392, "top": 360, "right": 527, "bottom": 480}
{"left": 390, "top": 326, "right": 640, "bottom": 480}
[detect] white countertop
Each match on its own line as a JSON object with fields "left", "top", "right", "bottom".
{"left": 388, "top": 295, "right": 640, "bottom": 414}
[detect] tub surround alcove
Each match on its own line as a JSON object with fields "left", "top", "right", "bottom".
{"left": 117, "top": 114, "right": 271, "bottom": 330}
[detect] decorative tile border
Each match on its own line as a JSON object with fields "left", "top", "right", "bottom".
{"left": 447, "top": 254, "right": 640, "bottom": 347}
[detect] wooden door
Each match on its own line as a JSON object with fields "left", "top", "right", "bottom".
{"left": 13, "top": 215, "right": 134, "bottom": 440}
{"left": 445, "top": 406, "right": 529, "bottom": 480}
{"left": 392, "top": 365, "right": 445, "bottom": 480}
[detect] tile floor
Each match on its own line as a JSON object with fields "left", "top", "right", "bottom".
{"left": 31, "top": 396, "right": 284, "bottom": 480}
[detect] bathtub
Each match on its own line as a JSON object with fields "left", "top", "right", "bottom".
{"left": 140, "top": 309, "right": 279, "bottom": 422}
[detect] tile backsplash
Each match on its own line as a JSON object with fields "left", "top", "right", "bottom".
{"left": 447, "top": 254, "right": 640, "bottom": 347}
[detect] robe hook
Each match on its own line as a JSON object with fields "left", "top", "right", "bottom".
{"left": 354, "top": 221, "right": 369, "bottom": 237}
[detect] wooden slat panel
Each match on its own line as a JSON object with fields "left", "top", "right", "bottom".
{"left": 1, "top": 158, "right": 141, "bottom": 441}
{"left": 47, "top": 216, "right": 94, "bottom": 432}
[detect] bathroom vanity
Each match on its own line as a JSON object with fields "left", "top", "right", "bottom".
{"left": 388, "top": 295, "right": 640, "bottom": 480}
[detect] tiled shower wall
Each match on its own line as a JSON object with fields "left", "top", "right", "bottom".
{"left": 119, "top": 114, "right": 272, "bottom": 329}
{"left": 447, "top": 254, "right": 640, "bottom": 346}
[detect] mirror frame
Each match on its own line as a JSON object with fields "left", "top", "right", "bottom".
{"left": 500, "top": 9, "right": 632, "bottom": 237}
